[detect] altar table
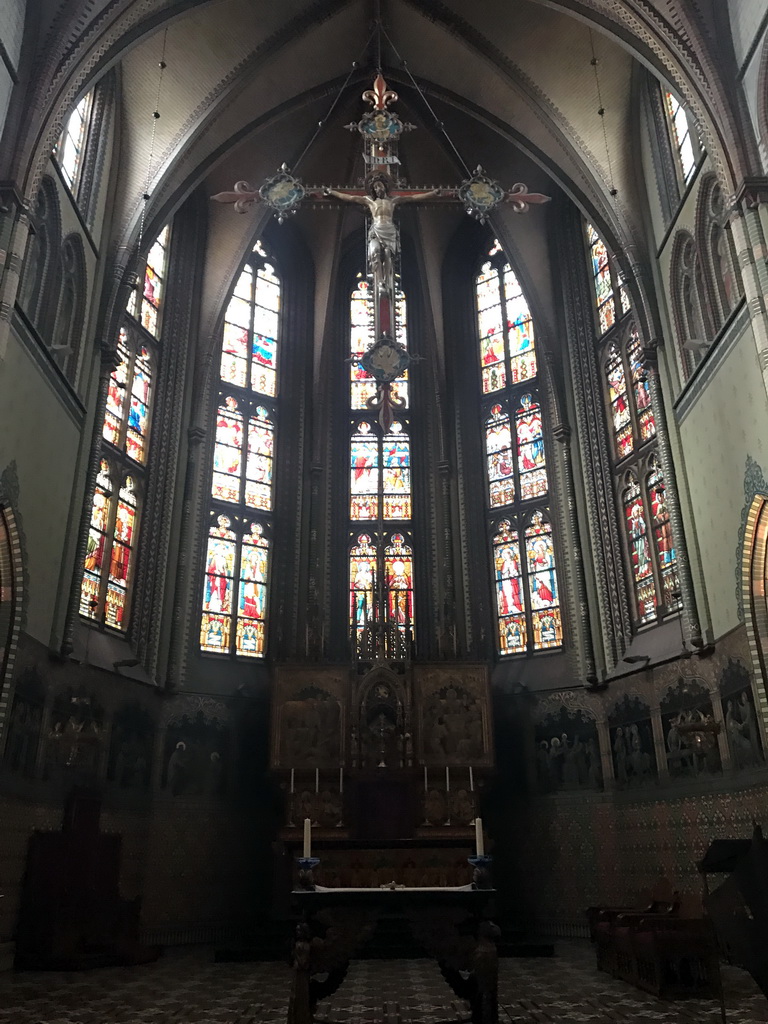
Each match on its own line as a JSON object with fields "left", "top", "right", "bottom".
{"left": 287, "top": 885, "right": 498, "bottom": 1024}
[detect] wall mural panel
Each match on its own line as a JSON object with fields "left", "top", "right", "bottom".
{"left": 608, "top": 695, "right": 657, "bottom": 789}
{"left": 534, "top": 708, "right": 603, "bottom": 793}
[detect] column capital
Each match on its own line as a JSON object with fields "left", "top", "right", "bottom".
{"left": 734, "top": 177, "right": 768, "bottom": 210}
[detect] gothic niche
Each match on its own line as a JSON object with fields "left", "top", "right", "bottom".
{"left": 355, "top": 671, "right": 407, "bottom": 771}
{"left": 661, "top": 678, "right": 721, "bottom": 778}
{"left": 608, "top": 695, "right": 657, "bottom": 789}
{"left": 162, "top": 710, "right": 228, "bottom": 798}
{"left": 534, "top": 708, "right": 602, "bottom": 793}
{"left": 3, "top": 667, "right": 45, "bottom": 778}
{"left": 720, "top": 659, "right": 763, "bottom": 770}
{"left": 107, "top": 701, "right": 153, "bottom": 791}
{"left": 423, "top": 682, "right": 484, "bottom": 763}
{"left": 279, "top": 687, "right": 342, "bottom": 767}
{"left": 45, "top": 689, "right": 105, "bottom": 779}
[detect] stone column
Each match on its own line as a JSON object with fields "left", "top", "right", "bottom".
{"left": 596, "top": 719, "right": 614, "bottom": 789}
{"left": 642, "top": 341, "right": 702, "bottom": 647}
{"left": 731, "top": 182, "right": 768, "bottom": 406}
{"left": 0, "top": 188, "right": 30, "bottom": 365}
{"left": 708, "top": 686, "right": 731, "bottom": 770}
{"left": 553, "top": 425, "right": 598, "bottom": 685}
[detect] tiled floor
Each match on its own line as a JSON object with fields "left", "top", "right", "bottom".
{"left": 0, "top": 942, "right": 765, "bottom": 1023}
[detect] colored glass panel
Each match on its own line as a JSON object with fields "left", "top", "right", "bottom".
{"left": 504, "top": 268, "right": 536, "bottom": 383}
{"left": 103, "top": 332, "right": 130, "bottom": 447}
{"left": 627, "top": 331, "right": 656, "bottom": 442}
{"left": 525, "top": 513, "right": 561, "bottom": 653}
{"left": 587, "top": 223, "right": 616, "bottom": 335}
{"left": 648, "top": 458, "right": 680, "bottom": 611}
{"left": 350, "top": 534, "right": 377, "bottom": 637}
{"left": 486, "top": 404, "right": 515, "bottom": 508}
{"left": 476, "top": 262, "right": 505, "bottom": 394}
{"left": 221, "top": 269, "right": 252, "bottom": 388}
{"left": 139, "top": 225, "right": 169, "bottom": 337}
{"left": 385, "top": 533, "right": 414, "bottom": 631}
{"left": 200, "top": 515, "right": 237, "bottom": 653}
{"left": 350, "top": 421, "right": 379, "bottom": 521}
{"left": 624, "top": 478, "right": 657, "bottom": 624}
{"left": 382, "top": 421, "right": 411, "bottom": 520}
{"left": 245, "top": 405, "right": 274, "bottom": 511}
{"left": 126, "top": 347, "right": 152, "bottom": 463}
{"left": 493, "top": 521, "right": 526, "bottom": 654}
{"left": 349, "top": 275, "right": 408, "bottom": 409}
{"left": 80, "top": 460, "right": 112, "bottom": 619}
{"left": 251, "top": 262, "right": 279, "bottom": 397}
{"left": 516, "top": 394, "right": 548, "bottom": 500}
{"left": 606, "top": 343, "right": 633, "bottom": 459}
{"left": 212, "top": 397, "right": 244, "bottom": 503}
{"left": 236, "top": 523, "right": 269, "bottom": 657}
{"left": 105, "top": 477, "right": 137, "bottom": 629}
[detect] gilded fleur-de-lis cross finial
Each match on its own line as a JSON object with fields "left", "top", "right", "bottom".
{"left": 363, "top": 73, "right": 398, "bottom": 111}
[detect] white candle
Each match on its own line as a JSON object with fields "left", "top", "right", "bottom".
{"left": 475, "top": 817, "right": 484, "bottom": 857}
{"left": 315, "top": 768, "right": 319, "bottom": 793}
{"left": 303, "top": 818, "right": 311, "bottom": 858}
{"left": 469, "top": 766, "right": 474, "bottom": 792}
{"left": 445, "top": 766, "right": 450, "bottom": 792}
{"left": 424, "top": 765, "right": 428, "bottom": 793}
{"left": 339, "top": 766, "right": 343, "bottom": 794}
{"left": 290, "top": 768, "right": 295, "bottom": 794}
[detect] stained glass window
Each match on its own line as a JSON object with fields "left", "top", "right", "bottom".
{"left": 647, "top": 457, "right": 680, "bottom": 612}
{"left": 350, "top": 274, "right": 408, "bottom": 409}
{"left": 624, "top": 477, "right": 657, "bottom": 624}
{"left": 350, "top": 534, "right": 377, "bottom": 644}
{"left": 627, "top": 330, "right": 656, "bottom": 442}
{"left": 127, "top": 225, "right": 170, "bottom": 338}
{"left": 201, "top": 238, "right": 279, "bottom": 657}
{"left": 605, "top": 343, "right": 633, "bottom": 459}
{"left": 80, "top": 462, "right": 140, "bottom": 630}
{"left": 476, "top": 257, "right": 536, "bottom": 394}
{"left": 385, "top": 533, "right": 414, "bottom": 628}
{"left": 350, "top": 419, "right": 411, "bottom": 522}
{"left": 348, "top": 531, "right": 415, "bottom": 647}
{"left": 586, "top": 222, "right": 628, "bottom": 335}
{"left": 55, "top": 93, "right": 93, "bottom": 193}
{"left": 525, "top": 512, "right": 563, "bottom": 650}
{"left": 477, "top": 240, "right": 561, "bottom": 655}
{"left": 664, "top": 91, "right": 697, "bottom": 184}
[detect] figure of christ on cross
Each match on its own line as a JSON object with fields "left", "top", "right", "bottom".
{"left": 324, "top": 175, "right": 441, "bottom": 302}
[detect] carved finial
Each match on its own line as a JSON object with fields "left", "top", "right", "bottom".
{"left": 363, "top": 73, "right": 397, "bottom": 111}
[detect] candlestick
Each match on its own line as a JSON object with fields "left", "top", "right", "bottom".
{"left": 424, "top": 765, "right": 428, "bottom": 793}
{"left": 445, "top": 765, "right": 450, "bottom": 792}
{"left": 303, "top": 818, "right": 311, "bottom": 858}
{"left": 315, "top": 768, "right": 319, "bottom": 793}
{"left": 290, "top": 768, "right": 295, "bottom": 794}
{"left": 475, "top": 817, "right": 484, "bottom": 857}
{"left": 339, "top": 765, "right": 343, "bottom": 794}
{"left": 469, "top": 766, "right": 474, "bottom": 792}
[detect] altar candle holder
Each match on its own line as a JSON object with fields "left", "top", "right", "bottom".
{"left": 297, "top": 856, "right": 321, "bottom": 891}
{"left": 467, "top": 854, "right": 493, "bottom": 890}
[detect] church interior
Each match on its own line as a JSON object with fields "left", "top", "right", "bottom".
{"left": 3, "top": 0, "right": 768, "bottom": 1020}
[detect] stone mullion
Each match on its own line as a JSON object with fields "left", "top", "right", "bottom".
{"left": 560, "top": 216, "right": 631, "bottom": 670}
{"left": 649, "top": 703, "right": 669, "bottom": 783}
{"left": 553, "top": 426, "right": 597, "bottom": 686}
{"left": 60, "top": 343, "right": 120, "bottom": 655}
{"left": 165, "top": 425, "right": 205, "bottom": 692}
{"left": 0, "top": 195, "right": 30, "bottom": 362}
{"left": 642, "top": 345, "right": 702, "bottom": 646}
{"left": 132, "top": 215, "right": 201, "bottom": 679}
{"left": 596, "top": 719, "right": 614, "bottom": 789}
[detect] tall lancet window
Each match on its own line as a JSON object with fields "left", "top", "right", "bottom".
{"left": 348, "top": 274, "right": 414, "bottom": 652}
{"left": 200, "top": 240, "right": 278, "bottom": 658}
{"left": 586, "top": 223, "right": 629, "bottom": 336}
{"left": 476, "top": 240, "right": 562, "bottom": 655}
{"left": 79, "top": 223, "right": 170, "bottom": 631}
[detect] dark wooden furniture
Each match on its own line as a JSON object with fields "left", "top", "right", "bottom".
{"left": 15, "top": 792, "right": 159, "bottom": 970}
{"left": 288, "top": 886, "right": 498, "bottom": 1024}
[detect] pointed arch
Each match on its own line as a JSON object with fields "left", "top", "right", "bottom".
{"left": 53, "top": 232, "right": 87, "bottom": 384}
{"left": 18, "top": 176, "right": 62, "bottom": 334}
{"left": 695, "top": 172, "right": 743, "bottom": 331}
{"left": 669, "top": 229, "right": 709, "bottom": 380}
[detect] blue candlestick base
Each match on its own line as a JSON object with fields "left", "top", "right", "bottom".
{"left": 468, "top": 854, "right": 493, "bottom": 889}
{"left": 296, "top": 856, "right": 320, "bottom": 890}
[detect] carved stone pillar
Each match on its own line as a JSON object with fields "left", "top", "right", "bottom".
{"left": 650, "top": 703, "right": 669, "bottom": 783}
{"left": 708, "top": 686, "right": 731, "bottom": 770}
{"left": 437, "top": 459, "right": 458, "bottom": 659}
{"left": 642, "top": 342, "right": 702, "bottom": 647}
{"left": 165, "top": 426, "right": 206, "bottom": 691}
{"left": 732, "top": 182, "right": 768, "bottom": 404}
{"left": 553, "top": 425, "right": 597, "bottom": 685}
{"left": 60, "top": 344, "right": 121, "bottom": 655}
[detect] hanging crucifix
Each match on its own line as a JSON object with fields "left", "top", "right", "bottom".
{"left": 212, "top": 71, "right": 550, "bottom": 428}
